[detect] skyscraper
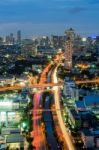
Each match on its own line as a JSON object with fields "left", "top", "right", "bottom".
{"left": 64, "top": 28, "right": 75, "bottom": 70}
{"left": 10, "top": 33, "right": 15, "bottom": 44}
{"left": 5, "top": 33, "right": 15, "bottom": 45}
{"left": 17, "top": 30, "right": 21, "bottom": 43}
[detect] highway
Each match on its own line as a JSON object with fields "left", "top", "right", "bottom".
{"left": 32, "top": 59, "right": 54, "bottom": 150}
{"left": 32, "top": 92, "right": 46, "bottom": 150}
{"left": 53, "top": 67, "right": 76, "bottom": 150}
{"left": 41, "top": 65, "right": 62, "bottom": 150}
{"left": 0, "top": 83, "right": 63, "bottom": 92}
{"left": 32, "top": 56, "right": 64, "bottom": 150}
{"left": 0, "top": 78, "right": 99, "bottom": 92}
{"left": 43, "top": 94, "right": 61, "bottom": 150}
{"left": 75, "top": 78, "right": 99, "bottom": 84}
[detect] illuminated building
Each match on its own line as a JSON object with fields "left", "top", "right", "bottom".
{"left": 21, "top": 44, "right": 36, "bottom": 56}
{"left": 63, "top": 77, "right": 79, "bottom": 101}
{"left": 51, "top": 35, "right": 66, "bottom": 49}
{"left": 64, "top": 28, "right": 75, "bottom": 70}
{"left": 39, "top": 36, "right": 50, "bottom": 46}
{"left": 0, "top": 92, "right": 29, "bottom": 127}
{"left": 37, "top": 45, "right": 56, "bottom": 56}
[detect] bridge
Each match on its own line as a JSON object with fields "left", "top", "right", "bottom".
{"left": 0, "top": 82, "right": 63, "bottom": 92}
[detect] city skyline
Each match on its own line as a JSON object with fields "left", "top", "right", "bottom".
{"left": 0, "top": 0, "right": 99, "bottom": 37}
{"left": 0, "top": 1, "right": 99, "bottom": 149}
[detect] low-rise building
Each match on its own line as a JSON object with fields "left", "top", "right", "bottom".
{"left": 81, "top": 128, "right": 99, "bottom": 149}
{"left": 81, "top": 129, "right": 94, "bottom": 148}
{"left": 1, "top": 128, "right": 24, "bottom": 150}
{"left": 75, "top": 95, "right": 99, "bottom": 118}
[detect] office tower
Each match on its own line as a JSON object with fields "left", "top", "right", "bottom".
{"left": 5, "top": 36, "right": 10, "bottom": 44}
{"left": 17, "top": 30, "right": 21, "bottom": 42}
{"left": 64, "top": 28, "right": 75, "bottom": 70}
{"left": 51, "top": 35, "right": 66, "bottom": 49}
{"left": 10, "top": 33, "right": 15, "bottom": 44}
{"left": 39, "top": 36, "right": 50, "bottom": 46}
{"left": 0, "top": 37, "right": 4, "bottom": 45}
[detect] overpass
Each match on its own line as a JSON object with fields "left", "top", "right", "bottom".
{"left": 75, "top": 78, "right": 99, "bottom": 84}
{"left": 0, "top": 78, "right": 99, "bottom": 92}
{"left": 0, "top": 82, "right": 63, "bottom": 92}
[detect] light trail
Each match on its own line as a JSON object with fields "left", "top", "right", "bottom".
{"left": 31, "top": 109, "right": 62, "bottom": 112}
{"left": 32, "top": 93, "right": 46, "bottom": 150}
{"left": 53, "top": 67, "right": 76, "bottom": 150}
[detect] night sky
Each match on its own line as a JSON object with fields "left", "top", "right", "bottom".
{"left": 0, "top": 0, "right": 99, "bottom": 37}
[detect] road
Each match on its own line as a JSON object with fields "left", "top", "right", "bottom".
{"left": 0, "top": 83, "right": 63, "bottom": 92}
{"left": 32, "top": 58, "right": 63, "bottom": 150}
{"left": 32, "top": 93, "right": 46, "bottom": 150}
{"left": 32, "top": 53, "right": 75, "bottom": 150}
{"left": 75, "top": 78, "right": 99, "bottom": 84}
{"left": 53, "top": 67, "right": 76, "bottom": 150}
{"left": 43, "top": 94, "right": 61, "bottom": 150}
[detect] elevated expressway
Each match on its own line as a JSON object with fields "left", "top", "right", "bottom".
{"left": 0, "top": 83, "right": 63, "bottom": 92}
{"left": 0, "top": 78, "right": 99, "bottom": 92}
{"left": 0, "top": 77, "right": 99, "bottom": 92}
{"left": 75, "top": 78, "right": 99, "bottom": 84}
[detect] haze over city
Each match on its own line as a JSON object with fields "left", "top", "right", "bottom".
{"left": 0, "top": 0, "right": 99, "bottom": 37}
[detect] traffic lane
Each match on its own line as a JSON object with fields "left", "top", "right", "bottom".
{"left": 32, "top": 93, "right": 46, "bottom": 150}
{"left": 53, "top": 87, "right": 75, "bottom": 150}
{"left": 43, "top": 94, "right": 61, "bottom": 150}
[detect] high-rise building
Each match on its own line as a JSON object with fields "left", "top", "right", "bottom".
{"left": 17, "top": 30, "right": 21, "bottom": 42}
{"left": 5, "top": 35, "right": 10, "bottom": 44}
{"left": 39, "top": 36, "right": 50, "bottom": 46}
{"left": 51, "top": 35, "right": 66, "bottom": 49}
{"left": 63, "top": 77, "right": 79, "bottom": 101}
{"left": 0, "top": 37, "right": 4, "bottom": 45}
{"left": 10, "top": 33, "right": 15, "bottom": 44}
{"left": 64, "top": 28, "right": 75, "bottom": 70}
{"left": 5, "top": 33, "right": 15, "bottom": 45}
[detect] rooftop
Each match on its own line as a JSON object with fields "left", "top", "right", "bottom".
{"left": 70, "top": 109, "right": 80, "bottom": 120}
{"left": 81, "top": 129, "right": 93, "bottom": 136}
{"left": 75, "top": 100, "right": 86, "bottom": 110}
{"left": 6, "top": 134, "right": 24, "bottom": 143}
{"left": 84, "top": 95, "right": 99, "bottom": 107}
